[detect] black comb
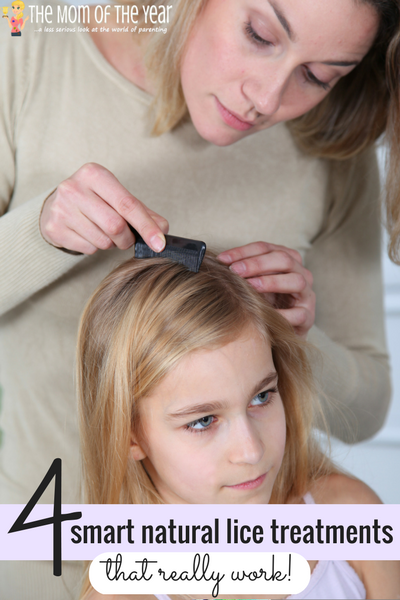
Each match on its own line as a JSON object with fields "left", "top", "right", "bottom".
{"left": 130, "top": 226, "right": 206, "bottom": 273}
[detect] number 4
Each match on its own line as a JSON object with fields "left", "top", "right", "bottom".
{"left": 8, "top": 458, "right": 82, "bottom": 575}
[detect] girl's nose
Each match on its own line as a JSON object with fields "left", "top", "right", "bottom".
{"left": 228, "top": 419, "right": 264, "bottom": 465}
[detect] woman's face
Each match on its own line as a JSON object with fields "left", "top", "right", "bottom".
{"left": 180, "top": 0, "right": 379, "bottom": 145}
{"left": 134, "top": 326, "right": 287, "bottom": 504}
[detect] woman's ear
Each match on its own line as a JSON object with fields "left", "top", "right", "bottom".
{"left": 130, "top": 432, "right": 147, "bottom": 461}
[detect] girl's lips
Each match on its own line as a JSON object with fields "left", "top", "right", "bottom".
{"left": 226, "top": 472, "right": 267, "bottom": 490}
{"left": 215, "top": 97, "right": 255, "bottom": 131}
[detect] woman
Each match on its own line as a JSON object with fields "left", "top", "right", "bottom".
{"left": 77, "top": 253, "right": 400, "bottom": 599}
{"left": 0, "top": 1, "right": 398, "bottom": 599}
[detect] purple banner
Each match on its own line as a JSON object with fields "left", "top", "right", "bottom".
{"left": 0, "top": 503, "right": 398, "bottom": 560}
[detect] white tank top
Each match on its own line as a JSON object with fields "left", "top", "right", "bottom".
{"left": 286, "top": 492, "right": 365, "bottom": 599}
{"left": 154, "top": 494, "right": 366, "bottom": 600}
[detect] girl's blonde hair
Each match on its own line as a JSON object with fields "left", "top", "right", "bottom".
{"left": 137, "top": 0, "right": 400, "bottom": 260}
{"left": 77, "top": 252, "right": 333, "bottom": 598}
{"left": 78, "top": 252, "right": 332, "bottom": 505}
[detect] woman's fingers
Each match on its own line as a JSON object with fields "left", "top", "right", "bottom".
{"left": 83, "top": 163, "right": 168, "bottom": 251}
{"left": 54, "top": 228, "right": 100, "bottom": 256}
{"left": 40, "top": 163, "right": 169, "bottom": 254}
{"left": 218, "top": 241, "right": 303, "bottom": 267}
{"left": 42, "top": 187, "right": 129, "bottom": 250}
{"left": 229, "top": 250, "right": 313, "bottom": 287}
{"left": 247, "top": 272, "right": 308, "bottom": 294}
{"left": 218, "top": 241, "right": 315, "bottom": 339}
{"left": 247, "top": 274, "right": 316, "bottom": 338}
{"left": 276, "top": 307, "right": 315, "bottom": 339}
{"left": 146, "top": 208, "right": 170, "bottom": 235}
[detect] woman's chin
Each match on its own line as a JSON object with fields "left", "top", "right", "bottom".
{"left": 192, "top": 118, "right": 249, "bottom": 146}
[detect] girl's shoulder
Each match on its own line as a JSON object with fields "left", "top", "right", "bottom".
{"left": 307, "top": 475, "right": 400, "bottom": 598}
{"left": 307, "top": 472, "right": 382, "bottom": 504}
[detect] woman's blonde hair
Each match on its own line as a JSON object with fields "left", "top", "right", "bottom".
{"left": 77, "top": 252, "right": 333, "bottom": 598}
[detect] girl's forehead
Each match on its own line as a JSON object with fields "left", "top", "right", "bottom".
{"left": 140, "top": 327, "right": 275, "bottom": 418}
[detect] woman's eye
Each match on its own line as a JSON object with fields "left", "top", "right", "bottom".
{"left": 245, "top": 22, "right": 272, "bottom": 47}
{"left": 186, "top": 415, "right": 215, "bottom": 431}
{"left": 250, "top": 386, "right": 277, "bottom": 407}
{"left": 303, "top": 67, "right": 330, "bottom": 91}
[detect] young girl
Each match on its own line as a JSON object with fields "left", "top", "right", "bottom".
{"left": 77, "top": 252, "right": 400, "bottom": 600}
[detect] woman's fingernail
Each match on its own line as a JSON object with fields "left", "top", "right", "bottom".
{"left": 218, "top": 253, "right": 232, "bottom": 263}
{"left": 249, "top": 277, "right": 262, "bottom": 289}
{"left": 230, "top": 262, "right": 245, "bottom": 274}
{"left": 151, "top": 233, "right": 165, "bottom": 252}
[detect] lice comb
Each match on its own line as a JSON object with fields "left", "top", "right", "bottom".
{"left": 131, "top": 227, "right": 206, "bottom": 273}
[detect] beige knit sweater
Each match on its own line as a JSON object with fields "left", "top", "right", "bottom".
{"left": 0, "top": 12, "right": 391, "bottom": 600}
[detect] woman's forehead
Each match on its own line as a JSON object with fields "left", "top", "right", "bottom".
{"left": 201, "top": 0, "right": 379, "bottom": 58}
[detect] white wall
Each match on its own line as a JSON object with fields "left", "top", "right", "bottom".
{"left": 330, "top": 147, "right": 400, "bottom": 503}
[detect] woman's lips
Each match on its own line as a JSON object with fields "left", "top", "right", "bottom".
{"left": 226, "top": 473, "right": 267, "bottom": 490}
{"left": 215, "top": 97, "right": 255, "bottom": 131}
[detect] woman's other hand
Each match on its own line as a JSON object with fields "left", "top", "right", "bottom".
{"left": 218, "top": 242, "right": 315, "bottom": 340}
{"left": 40, "top": 163, "right": 169, "bottom": 255}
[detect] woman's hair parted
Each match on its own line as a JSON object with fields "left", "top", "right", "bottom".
{"left": 77, "top": 252, "right": 332, "bottom": 510}
{"left": 137, "top": 0, "right": 400, "bottom": 261}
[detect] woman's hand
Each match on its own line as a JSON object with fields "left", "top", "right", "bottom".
{"left": 218, "top": 242, "right": 315, "bottom": 339}
{"left": 40, "top": 163, "right": 169, "bottom": 255}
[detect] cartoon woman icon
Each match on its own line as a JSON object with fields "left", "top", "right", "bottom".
{"left": 3, "top": 1, "right": 29, "bottom": 36}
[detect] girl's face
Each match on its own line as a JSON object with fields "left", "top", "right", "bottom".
{"left": 134, "top": 326, "right": 287, "bottom": 504}
{"left": 180, "top": 0, "right": 379, "bottom": 146}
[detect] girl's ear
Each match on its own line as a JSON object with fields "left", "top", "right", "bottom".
{"left": 130, "top": 432, "right": 147, "bottom": 461}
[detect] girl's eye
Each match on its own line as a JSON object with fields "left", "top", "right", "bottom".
{"left": 250, "top": 386, "right": 278, "bottom": 407}
{"left": 303, "top": 67, "right": 330, "bottom": 91}
{"left": 245, "top": 22, "right": 272, "bottom": 47}
{"left": 186, "top": 415, "right": 215, "bottom": 432}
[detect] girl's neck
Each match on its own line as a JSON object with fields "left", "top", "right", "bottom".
{"left": 88, "top": 6, "right": 154, "bottom": 94}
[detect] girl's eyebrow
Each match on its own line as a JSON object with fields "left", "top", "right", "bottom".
{"left": 250, "top": 371, "right": 278, "bottom": 398}
{"left": 166, "top": 372, "right": 278, "bottom": 420}
{"left": 167, "top": 401, "right": 227, "bottom": 420}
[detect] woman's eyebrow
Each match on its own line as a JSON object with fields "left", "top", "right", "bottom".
{"left": 268, "top": 2, "right": 360, "bottom": 67}
{"left": 322, "top": 60, "right": 359, "bottom": 67}
{"left": 268, "top": 0, "right": 296, "bottom": 41}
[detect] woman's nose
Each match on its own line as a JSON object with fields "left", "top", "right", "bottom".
{"left": 228, "top": 419, "right": 264, "bottom": 465}
{"left": 242, "top": 73, "right": 287, "bottom": 117}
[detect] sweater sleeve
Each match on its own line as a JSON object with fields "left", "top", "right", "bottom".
{"left": 306, "top": 148, "right": 390, "bottom": 443}
{"left": 0, "top": 21, "right": 85, "bottom": 317}
{"left": 0, "top": 194, "right": 85, "bottom": 316}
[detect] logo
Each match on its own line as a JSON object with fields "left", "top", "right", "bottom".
{"left": 2, "top": 1, "right": 29, "bottom": 36}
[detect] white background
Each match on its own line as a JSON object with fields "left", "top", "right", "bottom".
{"left": 331, "top": 146, "right": 400, "bottom": 503}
